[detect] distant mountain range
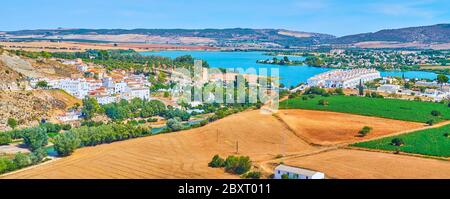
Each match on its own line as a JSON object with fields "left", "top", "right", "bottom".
{"left": 2, "top": 24, "right": 450, "bottom": 49}
{"left": 333, "top": 24, "right": 450, "bottom": 44}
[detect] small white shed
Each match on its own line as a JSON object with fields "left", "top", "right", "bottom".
{"left": 274, "top": 165, "right": 325, "bottom": 179}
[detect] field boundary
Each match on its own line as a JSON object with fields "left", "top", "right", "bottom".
{"left": 344, "top": 146, "right": 450, "bottom": 161}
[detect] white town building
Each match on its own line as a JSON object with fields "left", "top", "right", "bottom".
{"left": 377, "top": 84, "right": 401, "bottom": 94}
{"left": 274, "top": 165, "right": 325, "bottom": 179}
{"left": 307, "top": 68, "right": 381, "bottom": 89}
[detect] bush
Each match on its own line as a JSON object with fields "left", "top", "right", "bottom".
{"left": 358, "top": 126, "right": 373, "bottom": 137}
{"left": 13, "top": 153, "right": 32, "bottom": 169}
{"left": 147, "top": 118, "right": 158, "bottom": 122}
{"left": 426, "top": 119, "right": 435, "bottom": 126}
{"left": 53, "top": 131, "right": 81, "bottom": 156}
{"left": 0, "top": 133, "right": 12, "bottom": 145}
{"left": 444, "top": 133, "right": 449, "bottom": 138}
{"left": 281, "top": 174, "right": 289, "bottom": 179}
{"left": 391, "top": 138, "right": 404, "bottom": 146}
{"left": 7, "top": 118, "right": 18, "bottom": 129}
{"left": 318, "top": 99, "right": 329, "bottom": 106}
{"left": 431, "top": 110, "right": 442, "bottom": 117}
{"left": 23, "top": 127, "right": 48, "bottom": 151}
{"left": 0, "top": 157, "right": 15, "bottom": 174}
{"left": 61, "top": 124, "right": 72, "bottom": 131}
{"left": 208, "top": 155, "right": 225, "bottom": 168}
{"left": 167, "top": 118, "right": 184, "bottom": 132}
{"left": 30, "top": 148, "right": 48, "bottom": 164}
{"left": 242, "top": 171, "right": 261, "bottom": 179}
{"left": 224, "top": 156, "right": 251, "bottom": 175}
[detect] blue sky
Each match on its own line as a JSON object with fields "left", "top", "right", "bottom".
{"left": 1, "top": 0, "right": 449, "bottom": 36}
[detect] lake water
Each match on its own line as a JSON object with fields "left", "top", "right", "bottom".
{"left": 141, "top": 51, "right": 445, "bottom": 87}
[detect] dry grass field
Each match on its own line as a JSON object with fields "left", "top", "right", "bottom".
{"left": 276, "top": 110, "right": 424, "bottom": 146}
{"left": 1, "top": 110, "right": 315, "bottom": 179}
{"left": 269, "top": 149, "right": 450, "bottom": 179}
{"left": 2, "top": 110, "right": 449, "bottom": 179}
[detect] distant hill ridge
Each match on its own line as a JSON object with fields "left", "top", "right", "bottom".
{"left": 3, "top": 24, "right": 450, "bottom": 47}
{"left": 333, "top": 24, "right": 450, "bottom": 44}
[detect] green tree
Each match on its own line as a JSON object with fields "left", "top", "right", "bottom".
{"left": 7, "top": 118, "right": 18, "bottom": 129}
{"left": 53, "top": 131, "right": 80, "bottom": 156}
{"left": 208, "top": 155, "right": 225, "bottom": 168}
{"left": 224, "top": 156, "right": 251, "bottom": 175}
{"left": 23, "top": 127, "right": 48, "bottom": 151}
{"left": 391, "top": 138, "right": 404, "bottom": 146}
{"left": 36, "top": 81, "right": 49, "bottom": 88}
{"left": 243, "top": 171, "right": 261, "bottom": 179}
{"left": 167, "top": 117, "right": 184, "bottom": 131}
{"left": 82, "top": 97, "right": 101, "bottom": 119}
{"left": 13, "top": 153, "right": 32, "bottom": 169}
{"left": 358, "top": 79, "right": 364, "bottom": 96}
{"left": 0, "top": 133, "right": 12, "bottom": 145}
{"left": 437, "top": 74, "right": 449, "bottom": 85}
{"left": 358, "top": 126, "right": 373, "bottom": 137}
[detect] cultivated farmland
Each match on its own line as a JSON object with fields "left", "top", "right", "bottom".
{"left": 279, "top": 95, "right": 450, "bottom": 123}
{"left": 352, "top": 124, "right": 450, "bottom": 157}
{"left": 276, "top": 110, "right": 424, "bottom": 146}
{"left": 1, "top": 110, "right": 315, "bottom": 179}
{"left": 270, "top": 149, "right": 450, "bottom": 179}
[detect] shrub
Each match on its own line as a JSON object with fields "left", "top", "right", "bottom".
{"left": 0, "top": 133, "right": 12, "bottom": 145}
{"left": 208, "top": 155, "right": 225, "bottom": 168}
{"left": 167, "top": 117, "right": 184, "bottom": 132}
{"left": 30, "top": 148, "right": 48, "bottom": 164}
{"left": 7, "top": 118, "right": 18, "bottom": 129}
{"left": 426, "top": 119, "right": 435, "bottom": 126}
{"left": 444, "top": 133, "right": 449, "bottom": 138}
{"left": 13, "top": 153, "right": 32, "bottom": 169}
{"left": 61, "top": 124, "right": 72, "bottom": 131}
{"left": 391, "top": 138, "right": 404, "bottom": 146}
{"left": 301, "top": 96, "right": 308, "bottom": 101}
{"left": 147, "top": 118, "right": 158, "bottom": 122}
{"left": 358, "top": 126, "right": 373, "bottom": 137}
{"left": 318, "top": 99, "right": 329, "bottom": 106}
{"left": 281, "top": 174, "right": 289, "bottom": 179}
{"left": 242, "top": 171, "right": 261, "bottom": 179}
{"left": 431, "top": 110, "right": 442, "bottom": 117}
{"left": 224, "top": 156, "right": 251, "bottom": 175}
{"left": 0, "top": 157, "right": 15, "bottom": 174}
{"left": 53, "top": 131, "right": 81, "bottom": 156}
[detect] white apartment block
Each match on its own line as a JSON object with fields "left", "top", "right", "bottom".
{"left": 308, "top": 68, "right": 381, "bottom": 89}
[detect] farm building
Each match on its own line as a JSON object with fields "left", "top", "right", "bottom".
{"left": 274, "top": 165, "right": 325, "bottom": 179}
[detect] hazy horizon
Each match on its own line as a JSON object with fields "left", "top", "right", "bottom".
{"left": 1, "top": 0, "right": 450, "bottom": 36}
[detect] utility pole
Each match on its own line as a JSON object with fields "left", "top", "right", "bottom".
{"left": 216, "top": 129, "right": 219, "bottom": 143}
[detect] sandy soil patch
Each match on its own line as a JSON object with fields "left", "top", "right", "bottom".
{"left": 272, "top": 149, "right": 450, "bottom": 179}
{"left": 276, "top": 110, "right": 424, "bottom": 146}
{"left": 1, "top": 110, "right": 314, "bottom": 179}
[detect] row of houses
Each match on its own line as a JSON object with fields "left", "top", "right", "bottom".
{"left": 31, "top": 73, "right": 151, "bottom": 105}
{"left": 307, "top": 68, "right": 381, "bottom": 89}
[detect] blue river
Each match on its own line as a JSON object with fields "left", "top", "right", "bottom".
{"left": 141, "top": 51, "right": 445, "bottom": 87}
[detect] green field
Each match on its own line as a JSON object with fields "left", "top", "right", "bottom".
{"left": 352, "top": 124, "right": 450, "bottom": 157}
{"left": 279, "top": 95, "right": 450, "bottom": 123}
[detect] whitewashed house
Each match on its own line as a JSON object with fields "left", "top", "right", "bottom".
{"left": 308, "top": 69, "right": 381, "bottom": 89}
{"left": 274, "top": 165, "right": 325, "bottom": 179}
{"left": 377, "top": 84, "right": 400, "bottom": 94}
{"left": 58, "top": 111, "right": 82, "bottom": 122}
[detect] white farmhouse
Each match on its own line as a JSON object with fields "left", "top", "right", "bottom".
{"left": 57, "top": 111, "right": 82, "bottom": 122}
{"left": 274, "top": 165, "right": 325, "bottom": 179}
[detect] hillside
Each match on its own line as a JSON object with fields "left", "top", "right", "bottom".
{"left": 4, "top": 28, "right": 335, "bottom": 47}
{"left": 333, "top": 24, "right": 450, "bottom": 44}
{"left": 0, "top": 90, "right": 81, "bottom": 131}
